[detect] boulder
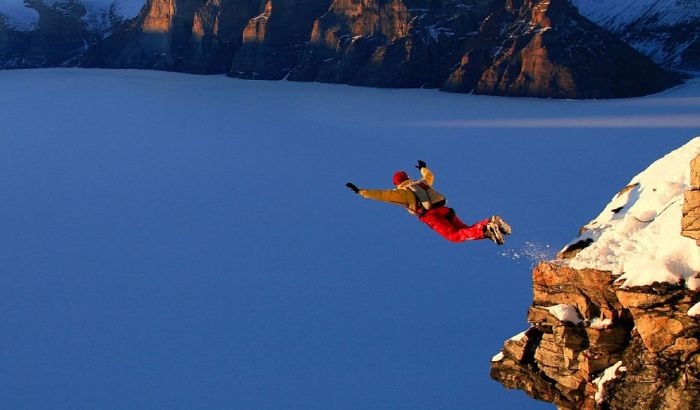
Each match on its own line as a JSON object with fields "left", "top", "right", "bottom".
{"left": 682, "top": 154, "right": 700, "bottom": 244}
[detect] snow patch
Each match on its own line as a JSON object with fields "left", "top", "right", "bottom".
{"left": 564, "top": 137, "right": 700, "bottom": 289}
{"left": 546, "top": 304, "right": 582, "bottom": 324}
{"left": 572, "top": 0, "right": 700, "bottom": 30}
{"left": 593, "top": 361, "right": 627, "bottom": 404}
{"left": 589, "top": 317, "right": 613, "bottom": 329}
{"left": 509, "top": 330, "right": 529, "bottom": 342}
{"left": 0, "top": 1, "right": 39, "bottom": 31}
{"left": 0, "top": 0, "right": 143, "bottom": 33}
{"left": 491, "top": 352, "right": 505, "bottom": 362}
{"left": 689, "top": 302, "right": 700, "bottom": 317}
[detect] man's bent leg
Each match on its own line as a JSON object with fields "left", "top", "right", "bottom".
{"left": 420, "top": 208, "right": 488, "bottom": 242}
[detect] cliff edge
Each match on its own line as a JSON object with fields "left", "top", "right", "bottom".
{"left": 491, "top": 137, "right": 700, "bottom": 409}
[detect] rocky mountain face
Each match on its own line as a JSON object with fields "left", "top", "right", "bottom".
{"left": 441, "top": 0, "right": 678, "bottom": 98}
{"left": 683, "top": 155, "right": 700, "bottom": 246}
{"left": 82, "top": 0, "right": 263, "bottom": 73}
{"left": 232, "top": 0, "right": 680, "bottom": 98}
{"left": 491, "top": 142, "right": 700, "bottom": 409}
{"left": 0, "top": 0, "right": 687, "bottom": 97}
{"left": 0, "top": 0, "right": 105, "bottom": 68}
{"left": 230, "top": 0, "right": 333, "bottom": 80}
{"left": 571, "top": 0, "right": 700, "bottom": 73}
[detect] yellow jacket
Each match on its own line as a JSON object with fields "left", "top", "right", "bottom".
{"left": 359, "top": 167, "right": 436, "bottom": 215}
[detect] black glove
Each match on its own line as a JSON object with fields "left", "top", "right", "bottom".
{"left": 415, "top": 160, "right": 427, "bottom": 170}
{"left": 346, "top": 182, "right": 359, "bottom": 194}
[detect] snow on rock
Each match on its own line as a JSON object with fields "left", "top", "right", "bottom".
{"left": 571, "top": 0, "right": 700, "bottom": 70}
{"left": 546, "top": 304, "right": 582, "bottom": 324}
{"left": 689, "top": 302, "right": 700, "bottom": 317}
{"left": 509, "top": 330, "right": 528, "bottom": 342}
{"left": 81, "top": 0, "right": 145, "bottom": 32}
{"left": 0, "top": 1, "right": 39, "bottom": 31}
{"left": 589, "top": 317, "right": 613, "bottom": 329}
{"left": 0, "top": 0, "right": 144, "bottom": 33}
{"left": 572, "top": 0, "right": 700, "bottom": 30}
{"left": 593, "top": 361, "right": 627, "bottom": 404}
{"left": 491, "top": 352, "right": 505, "bottom": 362}
{"left": 563, "top": 137, "right": 700, "bottom": 289}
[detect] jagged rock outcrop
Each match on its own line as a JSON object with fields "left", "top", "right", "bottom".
{"left": 444, "top": 0, "right": 680, "bottom": 98}
{"left": 286, "top": 0, "right": 494, "bottom": 88}
{"left": 0, "top": 0, "right": 688, "bottom": 98}
{"left": 0, "top": 0, "right": 99, "bottom": 68}
{"left": 230, "top": 0, "right": 332, "bottom": 80}
{"left": 82, "top": 0, "right": 261, "bottom": 73}
{"left": 260, "top": 0, "right": 678, "bottom": 98}
{"left": 571, "top": 0, "right": 700, "bottom": 73}
{"left": 682, "top": 154, "right": 700, "bottom": 245}
{"left": 492, "top": 139, "right": 700, "bottom": 409}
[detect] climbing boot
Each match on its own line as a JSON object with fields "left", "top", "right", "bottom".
{"left": 484, "top": 222, "right": 504, "bottom": 245}
{"left": 490, "top": 215, "right": 511, "bottom": 236}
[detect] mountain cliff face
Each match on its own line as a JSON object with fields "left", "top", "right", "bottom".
{"left": 442, "top": 0, "right": 678, "bottom": 98}
{"left": 1, "top": 0, "right": 98, "bottom": 68}
{"left": 571, "top": 0, "right": 700, "bottom": 73}
{"left": 229, "top": 0, "right": 332, "bottom": 80}
{"left": 82, "top": 0, "right": 262, "bottom": 73}
{"left": 0, "top": 0, "right": 141, "bottom": 68}
{"left": 0, "top": 0, "right": 686, "bottom": 97}
{"left": 491, "top": 138, "right": 700, "bottom": 409}
{"left": 232, "top": 0, "right": 680, "bottom": 98}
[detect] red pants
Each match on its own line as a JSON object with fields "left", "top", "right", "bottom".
{"left": 419, "top": 207, "right": 488, "bottom": 243}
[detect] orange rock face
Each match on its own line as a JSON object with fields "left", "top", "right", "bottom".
{"left": 142, "top": 0, "right": 175, "bottom": 34}
{"left": 682, "top": 154, "right": 700, "bottom": 244}
{"left": 491, "top": 155, "right": 700, "bottom": 409}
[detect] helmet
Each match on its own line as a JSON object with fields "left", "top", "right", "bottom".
{"left": 392, "top": 171, "right": 409, "bottom": 186}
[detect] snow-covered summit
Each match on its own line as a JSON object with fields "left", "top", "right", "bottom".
{"left": 0, "top": 2, "right": 39, "bottom": 31}
{"left": 0, "top": 0, "right": 144, "bottom": 32}
{"left": 571, "top": 0, "right": 700, "bottom": 71}
{"left": 79, "top": 0, "right": 144, "bottom": 31}
{"left": 572, "top": 0, "right": 700, "bottom": 30}
{"left": 563, "top": 137, "right": 700, "bottom": 289}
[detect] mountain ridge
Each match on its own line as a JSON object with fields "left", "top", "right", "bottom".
{"left": 0, "top": 0, "right": 690, "bottom": 97}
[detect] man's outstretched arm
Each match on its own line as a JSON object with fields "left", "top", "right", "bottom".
{"left": 346, "top": 183, "right": 411, "bottom": 207}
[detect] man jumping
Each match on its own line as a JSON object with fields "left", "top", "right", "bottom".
{"left": 346, "top": 160, "right": 511, "bottom": 244}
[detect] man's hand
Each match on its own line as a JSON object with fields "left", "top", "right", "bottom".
{"left": 415, "top": 160, "right": 427, "bottom": 170}
{"left": 346, "top": 182, "right": 360, "bottom": 194}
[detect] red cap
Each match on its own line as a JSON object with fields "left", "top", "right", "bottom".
{"left": 392, "top": 171, "right": 409, "bottom": 186}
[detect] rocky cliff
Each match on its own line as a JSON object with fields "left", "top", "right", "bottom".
{"left": 571, "top": 0, "right": 700, "bottom": 73}
{"left": 0, "top": 0, "right": 103, "bottom": 68}
{"left": 491, "top": 138, "right": 700, "bottom": 409}
{"left": 0, "top": 0, "right": 686, "bottom": 98}
{"left": 236, "top": 0, "right": 680, "bottom": 98}
{"left": 82, "top": 0, "right": 262, "bottom": 73}
{"left": 442, "top": 0, "right": 679, "bottom": 98}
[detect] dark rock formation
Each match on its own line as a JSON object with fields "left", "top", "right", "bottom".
{"left": 571, "top": 0, "right": 700, "bottom": 73}
{"left": 491, "top": 151, "right": 700, "bottom": 409}
{"left": 82, "top": 0, "right": 261, "bottom": 73}
{"left": 288, "top": 0, "right": 495, "bottom": 88}
{"left": 444, "top": 0, "right": 680, "bottom": 98}
{"left": 0, "top": 0, "right": 98, "bottom": 68}
{"left": 289, "top": 0, "right": 679, "bottom": 98}
{"left": 0, "top": 0, "right": 688, "bottom": 98}
{"left": 230, "top": 0, "right": 332, "bottom": 80}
